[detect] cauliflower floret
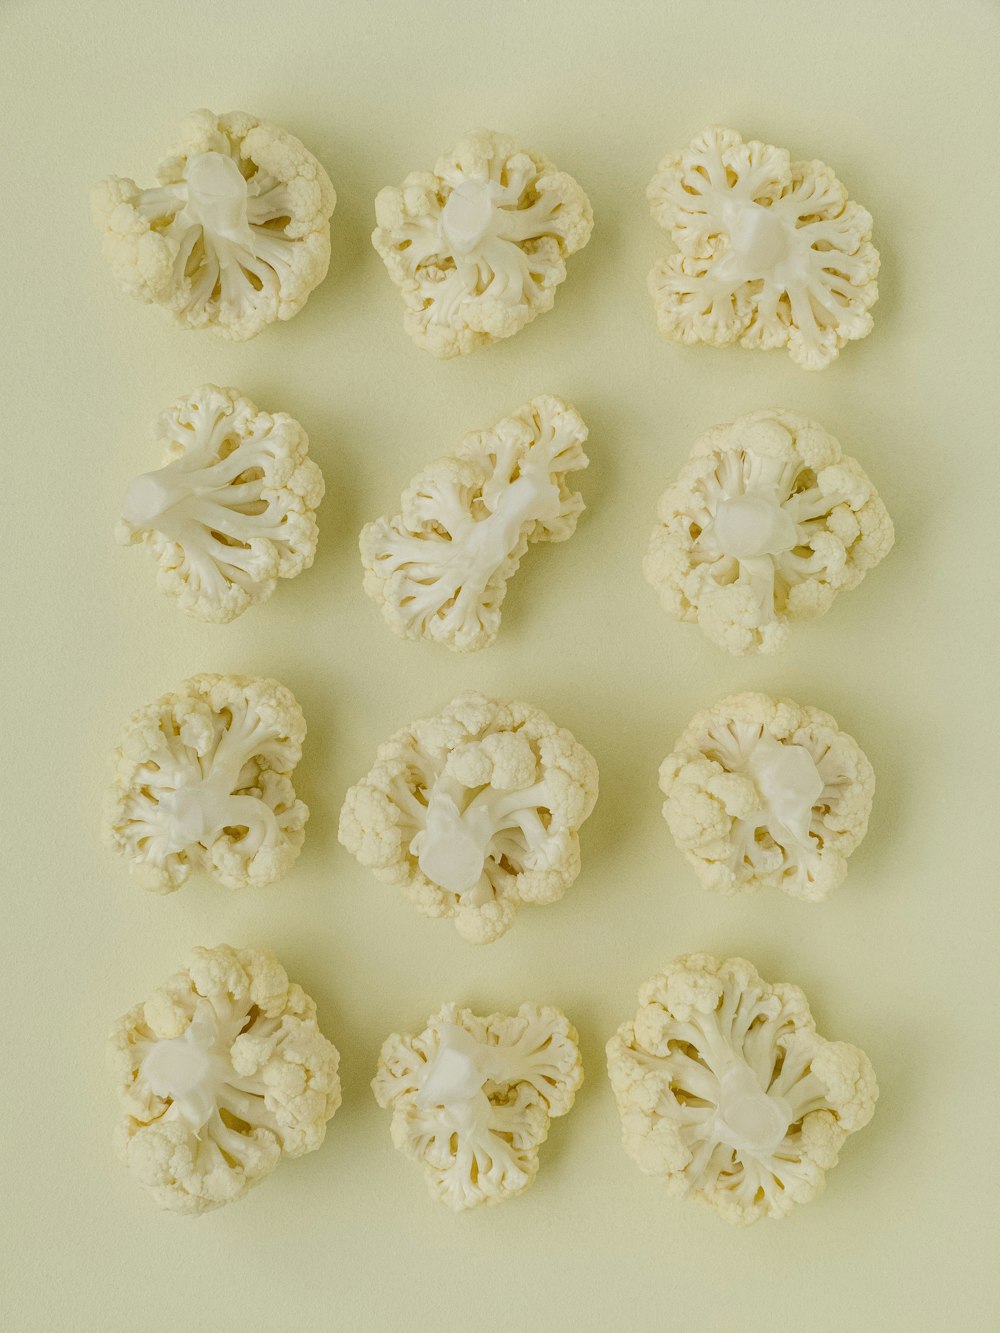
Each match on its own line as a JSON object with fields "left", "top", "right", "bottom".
{"left": 606, "top": 954, "right": 877, "bottom": 1225}
{"left": 647, "top": 127, "right": 880, "bottom": 369}
{"left": 103, "top": 674, "right": 309, "bottom": 892}
{"left": 108, "top": 944, "right": 341, "bottom": 1215}
{"left": 644, "top": 409, "right": 894, "bottom": 655}
{"left": 361, "top": 397, "right": 588, "bottom": 651}
{"left": 659, "top": 692, "right": 874, "bottom": 901}
{"left": 373, "top": 1002, "right": 582, "bottom": 1210}
{"left": 372, "top": 129, "right": 593, "bottom": 357}
{"left": 91, "top": 109, "right": 335, "bottom": 339}
{"left": 339, "top": 693, "right": 598, "bottom": 942}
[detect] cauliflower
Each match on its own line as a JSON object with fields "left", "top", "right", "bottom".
{"left": 372, "top": 129, "right": 593, "bottom": 357}
{"left": 361, "top": 396, "right": 588, "bottom": 651}
{"left": 647, "top": 126, "right": 879, "bottom": 369}
{"left": 91, "top": 109, "right": 335, "bottom": 339}
{"left": 108, "top": 944, "right": 341, "bottom": 1215}
{"left": 607, "top": 954, "right": 878, "bottom": 1225}
{"left": 373, "top": 1002, "right": 582, "bottom": 1210}
{"left": 644, "top": 408, "right": 894, "bottom": 656}
{"left": 339, "top": 693, "right": 599, "bottom": 942}
{"left": 660, "top": 693, "right": 874, "bottom": 902}
{"left": 103, "top": 674, "right": 309, "bottom": 893}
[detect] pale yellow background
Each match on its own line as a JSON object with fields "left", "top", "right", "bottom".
{"left": 2, "top": 0, "right": 998, "bottom": 1328}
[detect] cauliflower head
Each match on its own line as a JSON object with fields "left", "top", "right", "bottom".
{"left": 372, "top": 129, "right": 593, "bottom": 357}
{"left": 91, "top": 109, "right": 335, "bottom": 339}
{"left": 607, "top": 954, "right": 877, "bottom": 1225}
{"left": 644, "top": 408, "right": 894, "bottom": 656}
{"left": 361, "top": 396, "right": 588, "bottom": 652}
{"left": 659, "top": 692, "right": 874, "bottom": 902}
{"left": 647, "top": 126, "right": 879, "bottom": 369}
{"left": 103, "top": 674, "right": 309, "bottom": 893}
{"left": 339, "top": 693, "right": 599, "bottom": 942}
{"left": 109, "top": 944, "right": 341, "bottom": 1215}
{"left": 373, "top": 1002, "right": 582, "bottom": 1210}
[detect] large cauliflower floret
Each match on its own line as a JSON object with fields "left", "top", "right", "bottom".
{"left": 647, "top": 126, "right": 879, "bottom": 369}
{"left": 644, "top": 409, "right": 894, "bottom": 656}
{"left": 103, "top": 674, "right": 309, "bottom": 893}
{"left": 91, "top": 109, "right": 335, "bottom": 339}
{"left": 109, "top": 944, "right": 341, "bottom": 1215}
{"left": 372, "top": 129, "right": 593, "bottom": 357}
{"left": 373, "top": 1002, "right": 582, "bottom": 1210}
{"left": 361, "top": 397, "right": 588, "bottom": 652}
{"left": 606, "top": 954, "right": 877, "bottom": 1225}
{"left": 117, "top": 385, "right": 325, "bottom": 623}
{"left": 339, "top": 693, "right": 599, "bottom": 942}
{"left": 659, "top": 693, "right": 874, "bottom": 902}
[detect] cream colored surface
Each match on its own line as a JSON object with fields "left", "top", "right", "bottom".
{"left": 2, "top": 1, "right": 997, "bottom": 1328}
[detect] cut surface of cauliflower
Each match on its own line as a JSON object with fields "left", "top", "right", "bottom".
{"left": 103, "top": 674, "right": 309, "bottom": 893}
{"left": 607, "top": 954, "right": 878, "bottom": 1225}
{"left": 91, "top": 109, "right": 335, "bottom": 339}
{"left": 372, "top": 129, "right": 593, "bottom": 357}
{"left": 660, "top": 692, "right": 874, "bottom": 902}
{"left": 339, "top": 693, "right": 598, "bottom": 942}
{"left": 373, "top": 1002, "right": 582, "bottom": 1210}
{"left": 361, "top": 396, "right": 588, "bottom": 651}
{"left": 109, "top": 944, "right": 341, "bottom": 1215}
{"left": 644, "top": 408, "right": 894, "bottom": 656}
{"left": 647, "top": 126, "right": 879, "bottom": 369}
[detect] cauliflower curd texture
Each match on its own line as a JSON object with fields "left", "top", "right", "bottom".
{"left": 109, "top": 945, "right": 341, "bottom": 1215}
{"left": 372, "top": 130, "right": 593, "bottom": 357}
{"left": 373, "top": 1002, "right": 582, "bottom": 1210}
{"left": 339, "top": 694, "right": 598, "bottom": 943}
{"left": 361, "top": 396, "right": 588, "bottom": 651}
{"left": 92, "top": 109, "right": 335, "bottom": 339}
{"left": 644, "top": 409, "right": 894, "bottom": 656}
{"left": 607, "top": 955, "right": 878, "bottom": 1225}
{"left": 647, "top": 126, "right": 879, "bottom": 369}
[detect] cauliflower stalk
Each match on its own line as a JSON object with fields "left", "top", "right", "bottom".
{"left": 361, "top": 396, "right": 588, "bottom": 651}
{"left": 373, "top": 1002, "right": 582, "bottom": 1210}
{"left": 647, "top": 126, "right": 879, "bottom": 369}
{"left": 644, "top": 409, "right": 894, "bottom": 655}
{"left": 109, "top": 944, "right": 341, "bottom": 1215}
{"left": 372, "top": 129, "right": 593, "bottom": 357}
{"left": 339, "top": 693, "right": 598, "bottom": 942}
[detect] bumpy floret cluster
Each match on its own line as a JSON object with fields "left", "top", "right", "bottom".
{"left": 372, "top": 129, "right": 593, "bottom": 357}
{"left": 606, "top": 954, "right": 878, "bottom": 1225}
{"left": 339, "top": 693, "right": 599, "bottom": 942}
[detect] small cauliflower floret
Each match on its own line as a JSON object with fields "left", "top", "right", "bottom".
{"left": 372, "top": 130, "right": 593, "bottom": 357}
{"left": 91, "top": 109, "right": 335, "bottom": 339}
{"left": 659, "top": 692, "right": 874, "bottom": 902}
{"left": 644, "top": 409, "right": 894, "bottom": 655}
{"left": 606, "top": 954, "right": 877, "bottom": 1225}
{"left": 339, "top": 693, "right": 598, "bottom": 942}
{"left": 647, "top": 127, "right": 879, "bottom": 369}
{"left": 103, "top": 674, "right": 309, "bottom": 893}
{"left": 108, "top": 944, "right": 341, "bottom": 1215}
{"left": 373, "top": 1002, "right": 582, "bottom": 1210}
{"left": 361, "top": 397, "right": 588, "bottom": 651}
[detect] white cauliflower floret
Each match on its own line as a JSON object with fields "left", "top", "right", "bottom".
{"left": 606, "top": 954, "right": 877, "bottom": 1225}
{"left": 659, "top": 692, "right": 874, "bottom": 902}
{"left": 91, "top": 109, "right": 335, "bottom": 339}
{"left": 339, "top": 693, "right": 598, "bottom": 942}
{"left": 373, "top": 1002, "right": 582, "bottom": 1210}
{"left": 644, "top": 409, "right": 894, "bottom": 656}
{"left": 103, "top": 674, "right": 309, "bottom": 893}
{"left": 361, "top": 397, "right": 588, "bottom": 651}
{"left": 117, "top": 385, "right": 325, "bottom": 623}
{"left": 108, "top": 944, "right": 341, "bottom": 1215}
{"left": 372, "top": 129, "right": 593, "bottom": 357}
{"left": 647, "top": 126, "right": 880, "bottom": 369}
